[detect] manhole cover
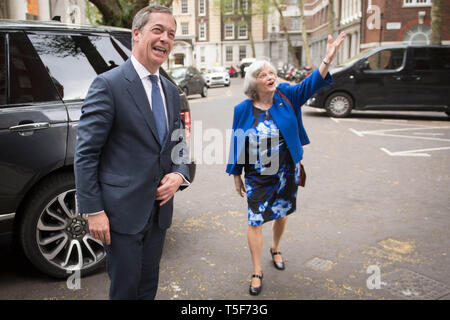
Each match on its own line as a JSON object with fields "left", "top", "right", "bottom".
{"left": 381, "top": 269, "right": 450, "bottom": 300}
{"left": 305, "top": 257, "right": 336, "bottom": 271}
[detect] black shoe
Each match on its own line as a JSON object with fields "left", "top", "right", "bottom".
{"left": 270, "top": 248, "right": 285, "bottom": 270}
{"left": 249, "top": 273, "right": 263, "bottom": 296}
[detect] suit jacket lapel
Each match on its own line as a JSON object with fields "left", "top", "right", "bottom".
{"left": 122, "top": 60, "right": 162, "bottom": 146}
{"left": 160, "top": 75, "right": 174, "bottom": 145}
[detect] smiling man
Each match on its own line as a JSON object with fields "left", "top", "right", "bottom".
{"left": 74, "top": 6, "right": 190, "bottom": 300}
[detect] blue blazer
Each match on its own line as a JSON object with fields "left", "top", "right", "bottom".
{"left": 226, "top": 69, "right": 333, "bottom": 176}
{"left": 75, "top": 59, "right": 190, "bottom": 234}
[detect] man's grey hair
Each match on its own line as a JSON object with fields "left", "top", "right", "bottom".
{"left": 131, "top": 5, "right": 176, "bottom": 46}
{"left": 243, "top": 59, "right": 278, "bottom": 100}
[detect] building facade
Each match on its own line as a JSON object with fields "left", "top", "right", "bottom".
{"left": 1, "top": 0, "right": 87, "bottom": 24}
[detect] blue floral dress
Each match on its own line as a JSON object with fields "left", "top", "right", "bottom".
{"left": 244, "top": 106, "right": 300, "bottom": 226}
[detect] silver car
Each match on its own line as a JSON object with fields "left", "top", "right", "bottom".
{"left": 203, "top": 66, "right": 230, "bottom": 87}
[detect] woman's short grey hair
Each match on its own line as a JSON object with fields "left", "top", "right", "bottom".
{"left": 243, "top": 59, "right": 277, "bottom": 100}
{"left": 131, "top": 5, "right": 176, "bottom": 46}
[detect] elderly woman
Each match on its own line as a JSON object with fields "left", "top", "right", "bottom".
{"left": 226, "top": 33, "right": 345, "bottom": 295}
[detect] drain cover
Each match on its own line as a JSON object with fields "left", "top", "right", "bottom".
{"left": 381, "top": 269, "right": 450, "bottom": 300}
{"left": 305, "top": 257, "right": 336, "bottom": 271}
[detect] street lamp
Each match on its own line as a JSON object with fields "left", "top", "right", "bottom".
{"left": 379, "top": 12, "right": 384, "bottom": 47}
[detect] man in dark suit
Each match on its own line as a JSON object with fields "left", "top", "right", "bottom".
{"left": 74, "top": 5, "right": 190, "bottom": 300}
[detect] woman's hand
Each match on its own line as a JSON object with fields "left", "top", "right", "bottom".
{"left": 319, "top": 32, "right": 346, "bottom": 78}
{"left": 233, "top": 175, "right": 246, "bottom": 197}
{"left": 325, "top": 32, "right": 346, "bottom": 63}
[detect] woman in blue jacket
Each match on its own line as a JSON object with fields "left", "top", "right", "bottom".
{"left": 226, "top": 33, "right": 345, "bottom": 295}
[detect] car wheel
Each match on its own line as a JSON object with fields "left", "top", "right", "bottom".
{"left": 19, "top": 172, "right": 106, "bottom": 278}
{"left": 201, "top": 85, "right": 208, "bottom": 98}
{"left": 325, "top": 92, "right": 353, "bottom": 118}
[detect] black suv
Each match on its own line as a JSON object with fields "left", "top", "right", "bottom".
{"left": 0, "top": 20, "right": 195, "bottom": 278}
{"left": 308, "top": 45, "right": 450, "bottom": 118}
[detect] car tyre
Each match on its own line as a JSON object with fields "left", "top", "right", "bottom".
{"left": 19, "top": 172, "right": 106, "bottom": 278}
{"left": 201, "top": 85, "right": 208, "bottom": 98}
{"left": 325, "top": 92, "right": 353, "bottom": 118}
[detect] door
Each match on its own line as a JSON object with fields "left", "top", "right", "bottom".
{"left": 409, "top": 47, "right": 450, "bottom": 109}
{"left": 355, "top": 47, "right": 408, "bottom": 108}
{"left": 25, "top": 31, "right": 130, "bottom": 164}
{"left": 0, "top": 31, "right": 67, "bottom": 214}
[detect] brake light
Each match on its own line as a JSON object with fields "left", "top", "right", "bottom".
{"left": 180, "top": 111, "right": 191, "bottom": 139}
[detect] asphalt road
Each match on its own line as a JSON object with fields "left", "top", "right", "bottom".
{"left": 1, "top": 77, "right": 449, "bottom": 300}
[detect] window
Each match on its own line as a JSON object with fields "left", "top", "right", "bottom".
{"left": 0, "top": 34, "right": 6, "bottom": 105}
{"left": 238, "top": 0, "right": 249, "bottom": 12}
{"left": 225, "top": 23, "right": 234, "bottom": 39}
{"left": 224, "top": 0, "right": 234, "bottom": 14}
{"left": 199, "top": 0, "right": 206, "bottom": 16}
{"left": 290, "top": 17, "right": 301, "bottom": 31}
{"left": 200, "top": 46, "right": 205, "bottom": 63}
{"left": 9, "top": 32, "right": 60, "bottom": 104}
{"left": 226, "top": 46, "right": 233, "bottom": 62}
{"left": 27, "top": 32, "right": 127, "bottom": 101}
{"left": 181, "top": 23, "right": 189, "bottom": 36}
{"left": 238, "top": 24, "right": 248, "bottom": 39}
{"left": 367, "top": 49, "right": 405, "bottom": 70}
{"left": 403, "top": 0, "right": 431, "bottom": 7}
{"left": 199, "top": 23, "right": 207, "bottom": 41}
{"left": 181, "top": 0, "right": 188, "bottom": 14}
{"left": 412, "top": 48, "right": 450, "bottom": 71}
{"left": 239, "top": 46, "right": 246, "bottom": 61}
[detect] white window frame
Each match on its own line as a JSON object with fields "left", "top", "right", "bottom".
{"left": 403, "top": 0, "right": 432, "bottom": 7}
{"left": 181, "top": 0, "right": 189, "bottom": 14}
{"left": 238, "top": 23, "right": 248, "bottom": 39}
{"left": 198, "top": 23, "right": 207, "bottom": 41}
{"left": 224, "top": 0, "right": 234, "bottom": 15}
{"left": 226, "top": 46, "right": 233, "bottom": 62}
{"left": 224, "top": 23, "right": 234, "bottom": 40}
{"left": 181, "top": 23, "right": 189, "bottom": 36}
{"left": 198, "top": 0, "right": 206, "bottom": 16}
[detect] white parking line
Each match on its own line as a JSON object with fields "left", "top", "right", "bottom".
{"left": 333, "top": 117, "right": 450, "bottom": 158}
{"left": 381, "top": 146, "right": 450, "bottom": 157}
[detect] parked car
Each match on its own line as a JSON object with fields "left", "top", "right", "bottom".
{"left": 0, "top": 20, "right": 196, "bottom": 278}
{"left": 203, "top": 66, "right": 230, "bottom": 87}
{"left": 307, "top": 45, "right": 450, "bottom": 118}
{"left": 168, "top": 66, "right": 208, "bottom": 98}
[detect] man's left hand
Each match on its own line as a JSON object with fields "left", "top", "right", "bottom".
{"left": 156, "top": 173, "right": 183, "bottom": 206}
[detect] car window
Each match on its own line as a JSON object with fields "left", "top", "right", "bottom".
{"left": 8, "top": 32, "right": 60, "bottom": 105}
{"left": 367, "top": 48, "right": 405, "bottom": 71}
{"left": 0, "top": 34, "right": 6, "bottom": 105}
{"left": 88, "top": 35, "right": 128, "bottom": 70}
{"left": 111, "top": 32, "right": 132, "bottom": 53}
{"left": 413, "top": 47, "right": 450, "bottom": 71}
{"left": 27, "top": 32, "right": 126, "bottom": 101}
{"left": 168, "top": 68, "right": 187, "bottom": 79}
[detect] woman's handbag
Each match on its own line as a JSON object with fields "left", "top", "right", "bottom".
{"left": 276, "top": 89, "right": 307, "bottom": 187}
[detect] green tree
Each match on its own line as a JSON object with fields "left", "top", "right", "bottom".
{"left": 273, "top": 0, "right": 300, "bottom": 68}
{"left": 87, "top": 0, "right": 175, "bottom": 28}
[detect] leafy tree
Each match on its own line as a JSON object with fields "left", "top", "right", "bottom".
{"left": 86, "top": 0, "right": 174, "bottom": 28}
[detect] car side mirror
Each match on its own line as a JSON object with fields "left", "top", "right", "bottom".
{"left": 358, "top": 60, "right": 370, "bottom": 72}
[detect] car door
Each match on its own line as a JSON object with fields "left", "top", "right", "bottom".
{"left": 0, "top": 31, "right": 67, "bottom": 214}
{"left": 356, "top": 47, "right": 408, "bottom": 108}
{"left": 26, "top": 31, "right": 130, "bottom": 164}
{"left": 409, "top": 46, "right": 450, "bottom": 109}
{"left": 187, "top": 66, "right": 200, "bottom": 94}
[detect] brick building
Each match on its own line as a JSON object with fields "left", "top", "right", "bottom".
{"left": 361, "top": 0, "right": 450, "bottom": 49}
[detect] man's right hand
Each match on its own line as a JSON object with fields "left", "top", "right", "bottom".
{"left": 88, "top": 211, "right": 111, "bottom": 245}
